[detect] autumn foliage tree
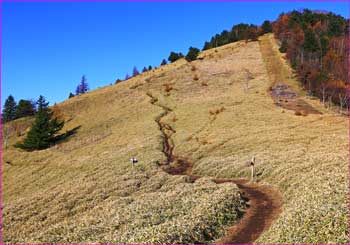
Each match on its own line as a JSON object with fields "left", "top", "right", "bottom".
{"left": 272, "top": 9, "right": 349, "bottom": 111}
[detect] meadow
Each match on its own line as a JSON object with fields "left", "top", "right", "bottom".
{"left": 2, "top": 34, "right": 348, "bottom": 243}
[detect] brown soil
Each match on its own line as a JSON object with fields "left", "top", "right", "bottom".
{"left": 147, "top": 93, "right": 283, "bottom": 244}
{"left": 213, "top": 179, "right": 282, "bottom": 244}
{"left": 270, "top": 83, "right": 322, "bottom": 116}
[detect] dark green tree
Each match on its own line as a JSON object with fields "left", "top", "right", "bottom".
{"left": 261, "top": 20, "right": 273, "bottom": 34}
{"left": 15, "top": 95, "right": 64, "bottom": 151}
{"left": 142, "top": 67, "right": 148, "bottom": 73}
{"left": 160, "top": 59, "right": 167, "bottom": 66}
{"left": 303, "top": 28, "right": 320, "bottom": 52}
{"left": 2, "top": 95, "right": 17, "bottom": 123}
{"left": 168, "top": 52, "right": 184, "bottom": 63}
{"left": 16, "top": 99, "right": 35, "bottom": 118}
{"left": 68, "top": 92, "right": 75, "bottom": 99}
{"left": 202, "top": 41, "right": 211, "bottom": 51}
{"left": 185, "top": 47, "right": 200, "bottom": 62}
{"left": 148, "top": 65, "right": 153, "bottom": 71}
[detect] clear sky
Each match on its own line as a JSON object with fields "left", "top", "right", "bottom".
{"left": 2, "top": 1, "right": 349, "bottom": 106}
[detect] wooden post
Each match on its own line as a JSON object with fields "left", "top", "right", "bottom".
{"left": 250, "top": 165, "right": 254, "bottom": 181}
{"left": 250, "top": 156, "right": 255, "bottom": 182}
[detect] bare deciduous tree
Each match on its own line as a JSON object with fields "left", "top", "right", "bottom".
{"left": 3, "top": 125, "right": 14, "bottom": 149}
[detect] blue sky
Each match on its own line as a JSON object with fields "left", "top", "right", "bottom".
{"left": 2, "top": 1, "right": 349, "bottom": 106}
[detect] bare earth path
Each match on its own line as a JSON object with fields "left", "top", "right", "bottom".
{"left": 147, "top": 93, "right": 283, "bottom": 244}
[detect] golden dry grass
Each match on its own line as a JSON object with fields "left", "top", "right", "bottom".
{"left": 2, "top": 35, "right": 348, "bottom": 243}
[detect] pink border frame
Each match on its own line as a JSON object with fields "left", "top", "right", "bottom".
{"left": 0, "top": 1, "right": 349, "bottom": 244}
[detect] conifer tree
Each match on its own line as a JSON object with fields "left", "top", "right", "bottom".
{"left": 261, "top": 20, "right": 273, "bottom": 34}
{"left": 160, "top": 59, "right": 167, "bottom": 66}
{"left": 185, "top": 47, "right": 200, "bottom": 62}
{"left": 2, "top": 95, "right": 17, "bottom": 123}
{"left": 142, "top": 67, "right": 148, "bottom": 73}
{"left": 132, "top": 67, "right": 140, "bottom": 76}
{"left": 303, "top": 28, "right": 320, "bottom": 52}
{"left": 76, "top": 75, "right": 89, "bottom": 95}
{"left": 168, "top": 52, "right": 184, "bottom": 63}
{"left": 16, "top": 99, "right": 36, "bottom": 118}
{"left": 15, "top": 95, "right": 64, "bottom": 151}
{"left": 68, "top": 92, "right": 75, "bottom": 99}
{"left": 148, "top": 65, "right": 153, "bottom": 71}
{"left": 202, "top": 41, "right": 211, "bottom": 51}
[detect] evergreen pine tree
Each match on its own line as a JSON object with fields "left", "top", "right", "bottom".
{"left": 75, "top": 75, "right": 89, "bottom": 95}
{"left": 68, "top": 92, "right": 75, "bottom": 99}
{"left": 261, "top": 20, "right": 273, "bottom": 34}
{"left": 168, "top": 52, "right": 184, "bottom": 63}
{"left": 148, "top": 65, "right": 153, "bottom": 71}
{"left": 160, "top": 59, "right": 167, "bottom": 66}
{"left": 16, "top": 100, "right": 36, "bottom": 118}
{"left": 15, "top": 95, "right": 64, "bottom": 151}
{"left": 202, "top": 41, "right": 211, "bottom": 51}
{"left": 132, "top": 67, "right": 140, "bottom": 76}
{"left": 142, "top": 67, "right": 148, "bottom": 73}
{"left": 2, "top": 95, "right": 17, "bottom": 122}
{"left": 80, "top": 75, "right": 89, "bottom": 94}
{"left": 125, "top": 73, "right": 130, "bottom": 80}
{"left": 303, "top": 28, "right": 320, "bottom": 52}
{"left": 185, "top": 47, "right": 200, "bottom": 62}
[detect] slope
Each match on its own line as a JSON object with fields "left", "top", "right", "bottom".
{"left": 2, "top": 34, "right": 348, "bottom": 244}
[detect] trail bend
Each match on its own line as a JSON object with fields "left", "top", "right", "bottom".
{"left": 146, "top": 93, "right": 283, "bottom": 244}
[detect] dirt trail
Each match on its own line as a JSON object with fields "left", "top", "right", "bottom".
{"left": 146, "top": 93, "right": 283, "bottom": 244}
{"left": 269, "top": 83, "right": 322, "bottom": 116}
{"left": 259, "top": 35, "right": 321, "bottom": 116}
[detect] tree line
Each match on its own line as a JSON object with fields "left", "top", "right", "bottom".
{"left": 272, "top": 9, "right": 349, "bottom": 111}
{"left": 114, "top": 47, "right": 202, "bottom": 84}
{"left": 202, "top": 21, "right": 272, "bottom": 51}
{"left": 2, "top": 95, "right": 66, "bottom": 151}
{"left": 2, "top": 96, "right": 36, "bottom": 123}
{"left": 113, "top": 20, "right": 273, "bottom": 84}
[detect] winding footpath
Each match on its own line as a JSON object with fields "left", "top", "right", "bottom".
{"left": 147, "top": 93, "right": 283, "bottom": 244}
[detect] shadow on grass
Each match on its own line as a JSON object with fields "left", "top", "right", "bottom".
{"left": 54, "top": 125, "right": 81, "bottom": 144}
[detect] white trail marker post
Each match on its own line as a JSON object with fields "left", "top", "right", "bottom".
{"left": 250, "top": 156, "right": 255, "bottom": 182}
{"left": 130, "top": 157, "right": 138, "bottom": 170}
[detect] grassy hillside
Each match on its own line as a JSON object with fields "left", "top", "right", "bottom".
{"left": 2, "top": 34, "right": 348, "bottom": 243}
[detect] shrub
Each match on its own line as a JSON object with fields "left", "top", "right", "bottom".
{"left": 163, "top": 83, "right": 173, "bottom": 93}
{"left": 279, "top": 40, "right": 288, "bottom": 53}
